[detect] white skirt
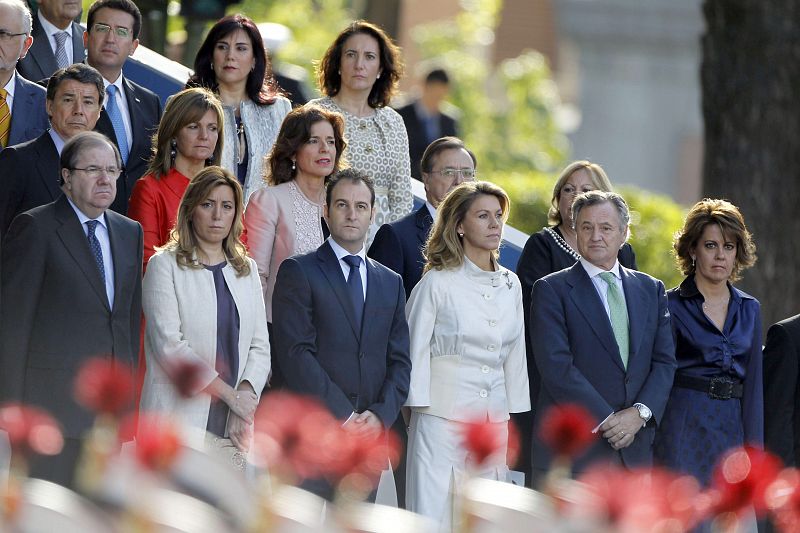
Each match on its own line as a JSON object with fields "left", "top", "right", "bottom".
{"left": 405, "top": 411, "right": 509, "bottom": 532}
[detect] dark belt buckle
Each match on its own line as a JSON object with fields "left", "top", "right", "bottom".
{"left": 709, "top": 377, "right": 733, "bottom": 400}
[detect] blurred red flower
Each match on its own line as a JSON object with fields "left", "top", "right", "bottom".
{"left": 0, "top": 403, "right": 63, "bottom": 457}
{"left": 708, "top": 446, "right": 783, "bottom": 517}
{"left": 120, "top": 413, "right": 182, "bottom": 471}
{"left": 163, "top": 358, "right": 207, "bottom": 399}
{"left": 461, "top": 419, "right": 506, "bottom": 467}
{"left": 331, "top": 428, "right": 401, "bottom": 480}
{"left": 74, "top": 357, "right": 134, "bottom": 417}
{"left": 538, "top": 403, "right": 597, "bottom": 459}
{"left": 765, "top": 468, "right": 800, "bottom": 533}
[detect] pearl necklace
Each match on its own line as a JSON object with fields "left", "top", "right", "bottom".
{"left": 544, "top": 227, "right": 581, "bottom": 261}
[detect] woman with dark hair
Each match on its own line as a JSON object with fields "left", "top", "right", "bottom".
{"left": 310, "top": 20, "right": 412, "bottom": 243}
{"left": 140, "top": 166, "right": 270, "bottom": 455}
{"left": 187, "top": 14, "right": 291, "bottom": 203}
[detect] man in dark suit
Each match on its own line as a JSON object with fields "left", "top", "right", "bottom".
{"left": 17, "top": 0, "right": 85, "bottom": 82}
{"left": 764, "top": 314, "right": 800, "bottom": 466}
{"left": 272, "top": 169, "right": 411, "bottom": 498}
{"left": 85, "top": 0, "right": 162, "bottom": 214}
{"left": 0, "top": 63, "right": 103, "bottom": 237}
{"left": 369, "top": 136, "right": 476, "bottom": 298}
{"left": 530, "top": 190, "right": 676, "bottom": 483}
{"left": 396, "top": 69, "right": 459, "bottom": 180}
{"left": 0, "top": 131, "right": 143, "bottom": 487}
{"left": 0, "top": 0, "right": 49, "bottom": 150}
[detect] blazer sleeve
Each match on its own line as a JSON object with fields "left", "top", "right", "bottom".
{"left": 368, "top": 223, "right": 404, "bottom": 276}
{"left": 238, "top": 259, "right": 271, "bottom": 397}
{"left": 743, "top": 302, "right": 764, "bottom": 446}
{"left": 127, "top": 177, "right": 162, "bottom": 271}
{"left": 503, "top": 280, "right": 531, "bottom": 413}
{"left": 243, "top": 188, "right": 279, "bottom": 301}
{"left": 271, "top": 258, "right": 353, "bottom": 419}
{"left": 763, "top": 323, "right": 798, "bottom": 464}
{"left": 619, "top": 242, "right": 638, "bottom": 271}
{"left": 404, "top": 273, "right": 437, "bottom": 408}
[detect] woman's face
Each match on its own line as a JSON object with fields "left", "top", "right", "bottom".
{"left": 457, "top": 194, "right": 504, "bottom": 254}
{"left": 558, "top": 168, "right": 596, "bottom": 228}
{"left": 175, "top": 109, "right": 219, "bottom": 165}
{"left": 692, "top": 223, "right": 737, "bottom": 284}
{"left": 338, "top": 33, "right": 381, "bottom": 94}
{"left": 212, "top": 29, "right": 256, "bottom": 87}
{"left": 294, "top": 120, "right": 336, "bottom": 180}
{"left": 191, "top": 184, "right": 236, "bottom": 248}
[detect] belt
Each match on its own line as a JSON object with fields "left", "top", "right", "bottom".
{"left": 673, "top": 374, "right": 743, "bottom": 400}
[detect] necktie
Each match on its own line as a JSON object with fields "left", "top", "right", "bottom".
{"left": 0, "top": 88, "right": 9, "bottom": 148}
{"left": 599, "top": 272, "right": 629, "bottom": 368}
{"left": 343, "top": 255, "right": 364, "bottom": 327}
{"left": 86, "top": 220, "right": 106, "bottom": 284}
{"left": 106, "top": 85, "right": 129, "bottom": 164}
{"left": 54, "top": 31, "right": 69, "bottom": 69}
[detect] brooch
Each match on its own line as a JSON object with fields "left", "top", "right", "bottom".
{"left": 502, "top": 271, "right": 513, "bottom": 290}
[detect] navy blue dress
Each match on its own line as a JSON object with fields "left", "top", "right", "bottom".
{"left": 654, "top": 275, "right": 763, "bottom": 486}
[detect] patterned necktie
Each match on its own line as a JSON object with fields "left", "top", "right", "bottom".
{"left": 343, "top": 255, "right": 364, "bottom": 327}
{"left": 0, "top": 88, "right": 9, "bottom": 148}
{"left": 86, "top": 220, "right": 106, "bottom": 283}
{"left": 54, "top": 31, "right": 69, "bottom": 69}
{"left": 105, "top": 85, "right": 129, "bottom": 164}
{"left": 599, "top": 272, "right": 629, "bottom": 368}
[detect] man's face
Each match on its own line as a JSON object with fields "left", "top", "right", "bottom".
{"left": 84, "top": 8, "right": 138, "bottom": 79}
{"left": 324, "top": 179, "right": 375, "bottom": 253}
{"left": 575, "top": 201, "right": 627, "bottom": 271}
{"left": 37, "top": 0, "right": 82, "bottom": 29}
{"left": 422, "top": 148, "right": 475, "bottom": 208}
{"left": 61, "top": 142, "right": 118, "bottom": 219}
{"left": 46, "top": 79, "right": 101, "bottom": 139}
{"left": 0, "top": 5, "right": 33, "bottom": 75}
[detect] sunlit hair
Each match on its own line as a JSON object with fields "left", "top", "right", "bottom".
{"left": 146, "top": 87, "right": 224, "bottom": 180}
{"left": 325, "top": 168, "right": 375, "bottom": 207}
{"left": 424, "top": 181, "right": 510, "bottom": 273}
{"left": 420, "top": 136, "right": 477, "bottom": 175}
{"left": 87, "top": 0, "right": 142, "bottom": 40}
{"left": 316, "top": 20, "right": 403, "bottom": 108}
{"left": 0, "top": 0, "right": 32, "bottom": 34}
{"left": 571, "top": 190, "right": 631, "bottom": 242}
{"left": 265, "top": 105, "right": 347, "bottom": 186}
{"left": 548, "top": 160, "right": 614, "bottom": 226}
{"left": 674, "top": 198, "right": 756, "bottom": 281}
{"left": 47, "top": 63, "right": 105, "bottom": 106}
{"left": 162, "top": 166, "right": 250, "bottom": 276}
{"left": 186, "top": 14, "right": 281, "bottom": 106}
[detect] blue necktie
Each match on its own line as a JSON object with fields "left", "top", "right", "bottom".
{"left": 106, "top": 85, "right": 129, "bottom": 164}
{"left": 86, "top": 220, "right": 105, "bottom": 284}
{"left": 343, "top": 255, "right": 364, "bottom": 327}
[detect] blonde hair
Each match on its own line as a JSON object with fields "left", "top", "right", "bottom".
{"left": 548, "top": 160, "right": 614, "bottom": 226}
{"left": 424, "top": 181, "right": 510, "bottom": 273}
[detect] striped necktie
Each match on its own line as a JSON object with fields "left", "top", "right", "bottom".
{"left": 599, "top": 272, "right": 629, "bottom": 368}
{"left": 0, "top": 88, "right": 9, "bottom": 148}
{"left": 54, "top": 31, "right": 69, "bottom": 69}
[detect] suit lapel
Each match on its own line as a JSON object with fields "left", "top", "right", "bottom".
{"left": 106, "top": 211, "right": 135, "bottom": 312}
{"left": 122, "top": 78, "right": 143, "bottom": 152}
{"left": 71, "top": 22, "right": 85, "bottom": 63}
{"left": 9, "top": 76, "right": 31, "bottom": 144}
{"left": 316, "top": 242, "right": 361, "bottom": 338}
{"left": 415, "top": 204, "right": 433, "bottom": 244}
{"left": 35, "top": 135, "right": 63, "bottom": 201}
{"left": 620, "top": 268, "right": 646, "bottom": 364}
{"left": 28, "top": 22, "right": 57, "bottom": 80}
{"left": 362, "top": 258, "right": 384, "bottom": 342}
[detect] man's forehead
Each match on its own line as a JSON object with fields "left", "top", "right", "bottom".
{"left": 53, "top": 82, "right": 100, "bottom": 99}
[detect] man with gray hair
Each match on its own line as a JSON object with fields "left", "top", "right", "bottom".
{"left": 529, "top": 190, "right": 676, "bottom": 484}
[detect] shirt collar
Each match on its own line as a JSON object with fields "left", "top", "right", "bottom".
{"left": 48, "top": 129, "right": 67, "bottom": 154}
{"left": 425, "top": 201, "right": 437, "bottom": 219}
{"left": 677, "top": 274, "right": 752, "bottom": 304}
{"left": 66, "top": 196, "right": 107, "bottom": 228}
{"left": 103, "top": 74, "right": 125, "bottom": 92}
{"left": 327, "top": 237, "right": 366, "bottom": 264}
{"left": 38, "top": 10, "right": 72, "bottom": 36}
{"left": 580, "top": 257, "right": 621, "bottom": 280}
{"left": 3, "top": 73, "right": 15, "bottom": 99}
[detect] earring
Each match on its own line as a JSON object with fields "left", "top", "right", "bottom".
{"left": 458, "top": 232, "right": 464, "bottom": 238}
{"left": 210, "top": 62, "right": 214, "bottom": 70}
{"left": 691, "top": 257, "right": 696, "bottom": 268}
{"left": 376, "top": 73, "right": 381, "bottom": 79}
{"left": 170, "top": 139, "right": 177, "bottom": 166}
{"left": 291, "top": 160, "right": 296, "bottom": 171}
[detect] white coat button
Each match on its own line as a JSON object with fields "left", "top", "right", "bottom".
{"left": 487, "top": 344, "right": 496, "bottom": 351}
{"left": 483, "top": 293, "right": 491, "bottom": 300}
{"left": 479, "top": 389, "right": 488, "bottom": 398}
{"left": 489, "top": 320, "right": 497, "bottom": 327}
{"left": 481, "top": 365, "right": 490, "bottom": 374}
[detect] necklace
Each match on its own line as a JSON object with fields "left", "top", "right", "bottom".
{"left": 702, "top": 297, "right": 730, "bottom": 310}
{"left": 545, "top": 227, "right": 581, "bottom": 261}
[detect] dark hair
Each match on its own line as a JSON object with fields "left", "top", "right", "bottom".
{"left": 186, "top": 14, "right": 280, "bottom": 106}
{"left": 420, "top": 136, "right": 476, "bottom": 175}
{"left": 317, "top": 20, "right": 403, "bottom": 108}
{"left": 266, "top": 105, "right": 347, "bottom": 186}
{"left": 326, "top": 168, "right": 375, "bottom": 208}
{"left": 47, "top": 63, "right": 105, "bottom": 105}
{"left": 425, "top": 68, "right": 449, "bottom": 85}
{"left": 86, "top": 0, "right": 142, "bottom": 39}
{"left": 60, "top": 131, "right": 121, "bottom": 185}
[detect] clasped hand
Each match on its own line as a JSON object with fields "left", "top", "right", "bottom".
{"left": 600, "top": 407, "right": 643, "bottom": 450}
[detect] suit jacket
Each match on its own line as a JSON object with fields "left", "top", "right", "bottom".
{"left": 396, "top": 100, "right": 458, "bottom": 179}
{"left": 530, "top": 262, "right": 676, "bottom": 472}
{"left": 368, "top": 204, "right": 433, "bottom": 299}
{"left": 17, "top": 17, "right": 85, "bottom": 82}
{"left": 0, "top": 132, "right": 61, "bottom": 238}
{"left": 94, "top": 76, "right": 163, "bottom": 214}
{"left": 764, "top": 313, "right": 800, "bottom": 466}
{"left": 6, "top": 72, "right": 49, "bottom": 148}
{"left": 0, "top": 195, "right": 143, "bottom": 438}
{"left": 271, "top": 240, "right": 412, "bottom": 426}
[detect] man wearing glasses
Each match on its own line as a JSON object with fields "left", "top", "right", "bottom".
{"left": 85, "top": 0, "right": 161, "bottom": 215}
{"left": 17, "top": 0, "right": 85, "bottom": 82}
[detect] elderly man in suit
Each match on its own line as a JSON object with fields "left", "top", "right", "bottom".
{"left": 530, "top": 190, "right": 676, "bottom": 483}
{"left": 0, "top": 0, "right": 49, "bottom": 150}
{"left": 764, "top": 314, "right": 800, "bottom": 466}
{"left": 17, "top": 0, "right": 85, "bottom": 82}
{"left": 0, "top": 62, "right": 103, "bottom": 237}
{"left": 0, "top": 131, "right": 143, "bottom": 487}
{"left": 369, "top": 136, "right": 476, "bottom": 298}
{"left": 272, "top": 168, "right": 412, "bottom": 499}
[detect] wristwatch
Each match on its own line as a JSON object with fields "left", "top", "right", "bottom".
{"left": 633, "top": 403, "right": 652, "bottom": 426}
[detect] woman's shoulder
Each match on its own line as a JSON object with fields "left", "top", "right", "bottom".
{"left": 376, "top": 105, "right": 404, "bottom": 124}
{"left": 308, "top": 97, "right": 336, "bottom": 111}
{"left": 147, "top": 248, "right": 178, "bottom": 270}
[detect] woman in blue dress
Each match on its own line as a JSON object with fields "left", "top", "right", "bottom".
{"left": 655, "top": 198, "right": 761, "bottom": 487}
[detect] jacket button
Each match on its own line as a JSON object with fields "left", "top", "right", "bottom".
{"left": 487, "top": 344, "right": 496, "bottom": 352}
{"left": 479, "top": 390, "right": 488, "bottom": 398}
{"left": 481, "top": 365, "right": 490, "bottom": 374}
{"left": 359, "top": 352, "right": 365, "bottom": 359}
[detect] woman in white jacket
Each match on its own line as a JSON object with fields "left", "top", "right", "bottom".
{"left": 405, "top": 181, "right": 530, "bottom": 529}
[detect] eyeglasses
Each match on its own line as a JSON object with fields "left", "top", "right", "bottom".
{"left": 92, "top": 23, "right": 132, "bottom": 39}
{"left": 0, "top": 30, "right": 28, "bottom": 42}
{"left": 71, "top": 166, "right": 123, "bottom": 178}
{"left": 428, "top": 168, "right": 477, "bottom": 180}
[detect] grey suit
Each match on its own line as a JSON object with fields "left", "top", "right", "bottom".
{"left": 17, "top": 17, "right": 85, "bottom": 82}
{"left": 5, "top": 72, "right": 49, "bottom": 149}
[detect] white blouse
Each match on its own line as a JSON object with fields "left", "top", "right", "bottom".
{"left": 405, "top": 258, "right": 531, "bottom": 423}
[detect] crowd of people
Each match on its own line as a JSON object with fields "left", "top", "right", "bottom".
{"left": 0, "top": 0, "right": 798, "bottom": 531}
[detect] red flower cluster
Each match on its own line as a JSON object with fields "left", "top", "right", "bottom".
{"left": 74, "top": 357, "right": 134, "bottom": 417}
{"left": 0, "top": 403, "right": 63, "bottom": 458}
{"left": 120, "top": 413, "right": 183, "bottom": 471}
{"left": 163, "top": 358, "right": 207, "bottom": 399}
{"left": 765, "top": 468, "right": 800, "bottom": 532}
{"left": 708, "top": 446, "right": 783, "bottom": 517}
{"left": 538, "top": 403, "right": 597, "bottom": 459}
{"left": 461, "top": 419, "right": 511, "bottom": 468}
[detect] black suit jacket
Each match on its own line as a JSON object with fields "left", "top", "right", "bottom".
{"left": 396, "top": 100, "right": 458, "bottom": 179}
{"left": 17, "top": 17, "right": 85, "bottom": 82}
{"left": 6, "top": 73, "right": 49, "bottom": 148}
{"left": 272, "top": 240, "right": 411, "bottom": 426}
{"left": 368, "top": 204, "right": 433, "bottom": 299}
{"left": 764, "top": 314, "right": 800, "bottom": 466}
{"left": 0, "top": 195, "right": 143, "bottom": 438}
{"left": 94, "top": 76, "right": 162, "bottom": 214}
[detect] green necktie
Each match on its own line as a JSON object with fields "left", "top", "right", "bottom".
{"left": 599, "top": 272, "right": 629, "bottom": 369}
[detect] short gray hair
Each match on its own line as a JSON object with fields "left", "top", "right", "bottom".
{"left": 572, "top": 190, "right": 630, "bottom": 233}
{"left": 0, "top": 0, "right": 32, "bottom": 34}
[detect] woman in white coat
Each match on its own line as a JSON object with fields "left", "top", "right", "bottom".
{"left": 140, "top": 166, "right": 270, "bottom": 454}
{"left": 405, "top": 181, "right": 530, "bottom": 529}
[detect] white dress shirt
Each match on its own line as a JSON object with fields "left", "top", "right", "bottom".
{"left": 327, "top": 237, "right": 367, "bottom": 299}
{"left": 67, "top": 197, "right": 115, "bottom": 308}
{"left": 580, "top": 257, "right": 627, "bottom": 322}
{"left": 102, "top": 76, "right": 133, "bottom": 151}
{"left": 3, "top": 74, "right": 15, "bottom": 110}
{"left": 38, "top": 11, "right": 74, "bottom": 64}
{"left": 49, "top": 128, "right": 67, "bottom": 155}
